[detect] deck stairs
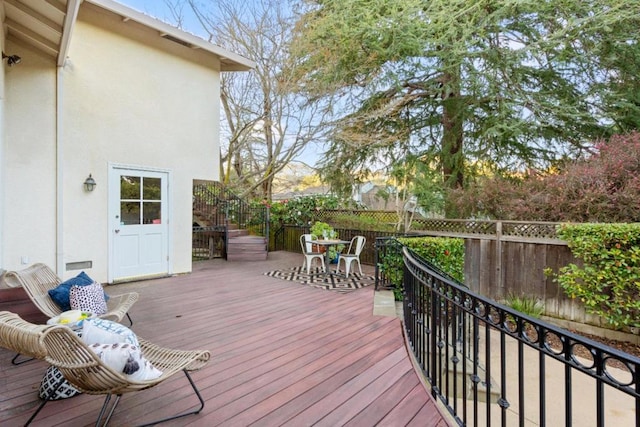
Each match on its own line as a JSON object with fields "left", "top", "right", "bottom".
{"left": 226, "top": 224, "right": 268, "bottom": 261}
{"left": 427, "top": 331, "right": 501, "bottom": 403}
{"left": 193, "top": 180, "right": 269, "bottom": 262}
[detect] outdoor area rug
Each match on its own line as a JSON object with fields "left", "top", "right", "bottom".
{"left": 264, "top": 266, "right": 376, "bottom": 293}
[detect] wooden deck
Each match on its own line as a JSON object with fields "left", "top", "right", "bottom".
{"left": 0, "top": 251, "right": 450, "bottom": 426}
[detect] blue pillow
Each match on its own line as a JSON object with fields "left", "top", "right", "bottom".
{"left": 48, "top": 272, "right": 95, "bottom": 311}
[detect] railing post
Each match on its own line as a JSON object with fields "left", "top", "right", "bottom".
{"left": 374, "top": 238, "right": 381, "bottom": 290}
{"left": 496, "top": 220, "right": 503, "bottom": 297}
{"left": 430, "top": 274, "right": 439, "bottom": 399}
{"left": 265, "top": 206, "right": 270, "bottom": 251}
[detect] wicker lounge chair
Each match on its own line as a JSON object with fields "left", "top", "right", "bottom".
{"left": 0, "top": 310, "right": 51, "bottom": 361}
{"left": 3, "top": 263, "right": 138, "bottom": 326}
{"left": 41, "top": 325, "right": 211, "bottom": 426}
{"left": 0, "top": 311, "right": 61, "bottom": 425}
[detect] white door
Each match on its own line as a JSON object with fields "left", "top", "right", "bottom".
{"left": 109, "top": 166, "right": 169, "bottom": 282}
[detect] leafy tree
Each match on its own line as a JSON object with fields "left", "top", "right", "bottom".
{"left": 594, "top": 12, "right": 640, "bottom": 133}
{"left": 289, "top": 0, "right": 640, "bottom": 215}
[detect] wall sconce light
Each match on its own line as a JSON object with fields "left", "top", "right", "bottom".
{"left": 2, "top": 52, "right": 21, "bottom": 67}
{"left": 84, "top": 174, "right": 97, "bottom": 192}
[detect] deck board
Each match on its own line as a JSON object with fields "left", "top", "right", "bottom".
{"left": 0, "top": 251, "right": 450, "bottom": 426}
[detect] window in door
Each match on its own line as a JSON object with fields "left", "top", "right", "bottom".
{"left": 120, "top": 176, "right": 162, "bottom": 225}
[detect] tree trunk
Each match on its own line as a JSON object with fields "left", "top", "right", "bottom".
{"left": 440, "top": 69, "right": 464, "bottom": 217}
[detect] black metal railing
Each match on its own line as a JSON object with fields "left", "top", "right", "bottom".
{"left": 374, "top": 236, "right": 465, "bottom": 292}
{"left": 192, "top": 226, "right": 226, "bottom": 260}
{"left": 192, "top": 181, "right": 268, "bottom": 259}
{"left": 402, "top": 247, "right": 640, "bottom": 426}
{"left": 375, "top": 236, "right": 403, "bottom": 291}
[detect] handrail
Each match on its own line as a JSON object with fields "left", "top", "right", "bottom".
{"left": 402, "top": 247, "right": 640, "bottom": 426}
{"left": 374, "top": 236, "right": 466, "bottom": 291}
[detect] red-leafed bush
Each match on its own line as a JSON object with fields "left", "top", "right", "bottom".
{"left": 448, "top": 132, "right": 640, "bottom": 222}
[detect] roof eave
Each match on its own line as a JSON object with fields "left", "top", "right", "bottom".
{"left": 84, "top": 0, "right": 255, "bottom": 71}
{"left": 57, "top": 0, "right": 81, "bottom": 67}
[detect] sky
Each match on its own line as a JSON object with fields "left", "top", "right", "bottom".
{"left": 116, "top": 1, "right": 172, "bottom": 19}
{"left": 116, "top": 0, "right": 200, "bottom": 34}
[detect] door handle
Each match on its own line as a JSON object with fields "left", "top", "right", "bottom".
{"left": 115, "top": 229, "right": 120, "bottom": 234}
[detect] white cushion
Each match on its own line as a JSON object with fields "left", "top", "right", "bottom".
{"left": 81, "top": 318, "right": 139, "bottom": 346}
{"left": 87, "top": 342, "right": 162, "bottom": 381}
{"left": 88, "top": 343, "right": 133, "bottom": 373}
{"left": 127, "top": 352, "right": 163, "bottom": 381}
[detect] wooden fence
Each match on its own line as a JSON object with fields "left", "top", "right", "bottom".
{"left": 274, "top": 218, "right": 604, "bottom": 328}
{"left": 407, "top": 219, "right": 601, "bottom": 327}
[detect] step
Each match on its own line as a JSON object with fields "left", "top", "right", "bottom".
{"left": 227, "top": 229, "right": 249, "bottom": 238}
{"left": 426, "top": 337, "right": 501, "bottom": 403}
{"left": 227, "top": 235, "right": 268, "bottom": 261}
{"left": 227, "top": 252, "right": 268, "bottom": 261}
{"left": 0, "top": 287, "right": 48, "bottom": 323}
{"left": 227, "top": 235, "right": 266, "bottom": 248}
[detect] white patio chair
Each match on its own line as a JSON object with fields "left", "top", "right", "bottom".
{"left": 300, "top": 234, "right": 325, "bottom": 274}
{"left": 336, "top": 235, "right": 366, "bottom": 277}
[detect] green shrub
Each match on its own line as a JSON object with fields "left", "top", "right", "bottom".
{"left": 378, "top": 241, "right": 405, "bottom": 300}
{"left": 503, "top": 294, "right": 545, "bottom": 318}
{"left": 269, "top": 195, "right": 340, "bottom": 226}
{"left": 402, "top": 237, "right": 465, "bottom": 283}
{"left": 309, "top": 221, "right": 336, "bottom": 239}
{"left": 379, "top": 237, "right": 465, "bottom": 300}
{"left": 553, "top": 223, "right": 640, "bottom": 329}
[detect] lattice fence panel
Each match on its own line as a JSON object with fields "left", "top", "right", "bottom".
{"left": 502, "top": 222, "right": 559, "bottom": 239}
{"left": 314, "top": 210, "right": 400, "bottom": 225}
{"left": 311, "top": 211, "right": 561, "bottom": 241}
{"left": 412, "top": 219, "right": 498, "bottom": 235}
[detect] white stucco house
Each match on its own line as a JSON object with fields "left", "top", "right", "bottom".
{"left": 0, "top": 0, "right": 254, "bottom": 283}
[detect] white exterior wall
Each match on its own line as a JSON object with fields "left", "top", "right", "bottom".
{"left": 3, "top": 42, "right": 58, "bottom": 273}
{"left": 0, "top": 29, "right": 5, "bottom": 272}
{"left": 1, "top": 5, "right": 222, "bottom": 282}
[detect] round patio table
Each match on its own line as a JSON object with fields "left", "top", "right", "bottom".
{"left": 310, "top": 239, "right": 350, "bottom": 277}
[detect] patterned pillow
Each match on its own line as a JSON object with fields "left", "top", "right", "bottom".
{"left": 81, "top": 318, "right": 139, "bottom": 346}
{"left": 127, "top": 353, "right": 163, "bottom": 381}
{"left": 87, "top": 342, "right": 163, "bottom": 381}
{"left": 87, "top": 342, "right": 138, "bottom": 374}
{"left": 48, "top": 272, "right": 93, "bottom": 311}
{"left": 70, "top": 281, "right": 107, "bottom": 315}
{"left": 39, "top": 366, "right": 81, "bottom": 400}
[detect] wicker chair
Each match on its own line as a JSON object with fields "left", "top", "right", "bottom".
{"left": 0, "top": 311, "right": 61, "bottom": 425}
{"left": 3, "top": 263, "right": 138, "bottom": 326}
{"left": 41, "top": 325, "right": 211, "bottom": 426}
{"left": 0, "top": 310, "right": 51, "bottom": 361}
